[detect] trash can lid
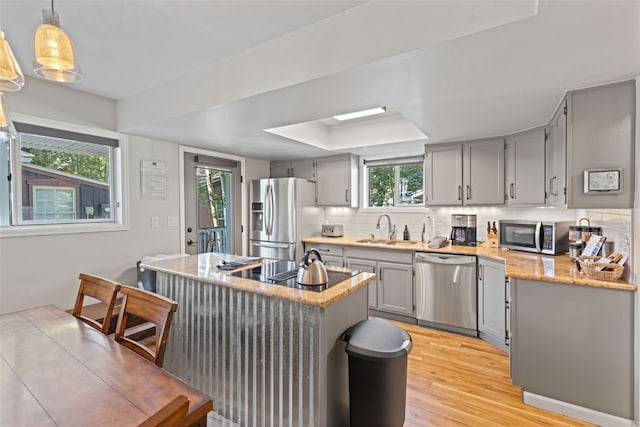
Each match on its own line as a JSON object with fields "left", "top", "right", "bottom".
{"left": 344, "top": 318, "right": 412, "bottom": 359}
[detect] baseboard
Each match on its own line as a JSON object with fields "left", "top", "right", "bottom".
{"left": 523, "top": 392, "right": 635, "bottom": 427}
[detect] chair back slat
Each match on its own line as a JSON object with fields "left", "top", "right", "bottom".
{"left": 115, "top": 286, "right": 178, "bottom": 368}
{"left": 72, "top": 273, "right": 121, "bottom": 335}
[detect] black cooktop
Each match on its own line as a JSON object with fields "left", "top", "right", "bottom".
{"left": 230, "top": 260, "right": 357, "bottom": 292}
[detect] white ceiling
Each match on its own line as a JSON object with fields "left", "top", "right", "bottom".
{"left": 2, "top": 0, "right": 639, "bottom": 161}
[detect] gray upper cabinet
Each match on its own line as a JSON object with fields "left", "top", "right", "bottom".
{"left": 506, "top": 127, "right": 546, "bottom": 206}
{"left": 566, "top": 80, "right": 635, "bottom": 208}
{"left": 270, "top": 159, "right": 316, "bottom": 181}
{"left": 425, "top": 139, "right": 505, "bottom": 206}
{"left": 315, "top": 154, "right": 359, "bottom": 207}
{"left": 425, "top": 144, "right": 463, "bottom": 205}
{"left": 545, "top": 100, "right": 567, "bottom": 206}
{"left": 462, "top": 138, "right": 505, "bottom": 205}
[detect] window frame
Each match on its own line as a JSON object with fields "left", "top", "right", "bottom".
{"left": 0, "top": 113, "right": 129, "bottom": 238}
{"left": 32, "top": 185, "right": 78, "bottom": 221}
{"left": 361, "top": 154, "right": 425, "bottom": 211}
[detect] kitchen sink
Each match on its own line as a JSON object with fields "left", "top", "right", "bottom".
{"left": 386, "top": 240, "right": 419, "bottom": 246}
{"left": 356, "top": 239, "right": 388, "bottom": 245}
{"left": 355, "top": 239, "right": 419, "bottom": 246}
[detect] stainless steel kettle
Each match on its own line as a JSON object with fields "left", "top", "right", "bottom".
{"left": 296, "top": 249, "right": 328, "bottom": 286}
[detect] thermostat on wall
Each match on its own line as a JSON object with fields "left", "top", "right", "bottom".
{"left": 583, "top": 168, "right": 622, "bottom": 194}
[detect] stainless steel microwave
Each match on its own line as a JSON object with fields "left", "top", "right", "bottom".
{"left": 499, "top": 221, "right": 573, "bottom": 255}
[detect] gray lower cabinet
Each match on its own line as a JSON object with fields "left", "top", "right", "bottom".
{"left": 347, "top": 258, "right": 377, "bottom": 308}
{"left": 510, "top": 278, "right": 634, "bottom": 420}
{"left": 346, "top": 247, "right": 413, "bottom": 316}
{"left": 477, "top": 257, "right": 508, "bottom": 352}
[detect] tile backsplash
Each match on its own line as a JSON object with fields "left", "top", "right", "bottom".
{"left": 323, "top": 206, "right": 633, "bottom": 278}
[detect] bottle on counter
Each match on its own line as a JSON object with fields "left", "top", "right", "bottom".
{"left": 403, "top": 225, "right": 410, "bottom": 240}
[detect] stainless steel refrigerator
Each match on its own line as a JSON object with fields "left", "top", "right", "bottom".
{"left": 250, "top": 177, "right": 323, "bottom": 261}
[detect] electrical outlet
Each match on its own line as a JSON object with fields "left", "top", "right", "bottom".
{"left": 167, "top": 216, "right": 178, "bottom": 227}
{"left": 151, "top": 216, "right": 160, "bottom": 228}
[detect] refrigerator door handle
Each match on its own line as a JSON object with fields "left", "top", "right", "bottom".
{"left": 269, "top": 184, "right": 276, "bottom": 236}
{"left": 265, "top": 184, "right": 273, "bottom": 236}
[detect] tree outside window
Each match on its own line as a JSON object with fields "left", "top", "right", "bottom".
{"left": 367, "top": 160, "right": 424, "bottom": 207}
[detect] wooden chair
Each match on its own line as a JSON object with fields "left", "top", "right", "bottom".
{"left": 114, "top": 286, "right": 178, "bottom": 368}
{"left": 72, "top": 273, "right": 121, "bottom": 334}
{"left": 138, "top": 395, "right": 189, "bottom": 427}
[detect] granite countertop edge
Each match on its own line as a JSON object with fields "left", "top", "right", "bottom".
{"left": 140, "top": 254, "right": 376, "bottom": 308}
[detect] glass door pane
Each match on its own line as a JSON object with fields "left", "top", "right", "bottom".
{"left": 196, "top": 167, "right": 232, "bottom": 254}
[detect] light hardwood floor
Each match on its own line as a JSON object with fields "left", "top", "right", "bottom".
{"left": 394, "top": 320, "right": 595, "bottom": 427}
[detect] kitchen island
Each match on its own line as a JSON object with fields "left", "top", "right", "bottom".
{"left": 140, "top": 253, "right": 375, "bottom": 427}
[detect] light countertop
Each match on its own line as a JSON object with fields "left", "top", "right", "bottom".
{"left": 303, "top": 235, "right": 637, "bottom": 292}
{"left": 140, "top": 252, "right": 375, "bottom": 308}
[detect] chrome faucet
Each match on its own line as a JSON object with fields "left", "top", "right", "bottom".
{"left": 376, "top": 214, "right": 396, "bottom": 240}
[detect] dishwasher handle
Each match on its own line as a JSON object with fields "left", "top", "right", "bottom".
{"left": 415, "top": 253, "right": 476, "bottom": 265}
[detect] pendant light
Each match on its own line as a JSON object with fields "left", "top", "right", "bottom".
{"left": 0, "top": 0, "right": 24, "bottom": 91}
{"left": 33, "top": 0, "right": 82, "bottom": 83}
{"left": 0, "top": 31, "right": 24, "bottom": 91}
{"left": 0, "top": 93, "right": 17, "bottom": 139}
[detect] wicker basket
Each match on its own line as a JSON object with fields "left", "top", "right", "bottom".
{"left": 577, "top": 255, "right": 624, "bottom": 281}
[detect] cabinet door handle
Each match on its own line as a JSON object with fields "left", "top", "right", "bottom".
{"left": 550, "top": 176, "right": 559, "bottom": 196}
{"left": 379, "top": 267, "right": 383, "bottom": 281}
{"left": 345, "top": 189, "right": 349, "bottom": 202}
{"left": 509, "top": 183, "right": 514, "bottom": 199}
{"left": 466, "top": 185, "right": 471, "bottom": 200}
{"left": 457, "top": 185, "right": 462, "bottom": 201}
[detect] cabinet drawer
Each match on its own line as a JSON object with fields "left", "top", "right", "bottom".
{"left": 345, "top": 247, "right": 412, "bottom": 264}
{"left": 311, "top": 244, "right": 344, "bottom": 257}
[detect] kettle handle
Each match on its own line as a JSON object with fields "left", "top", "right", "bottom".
{"left": 308, "top": 248, "right": 323, "bottom": 263}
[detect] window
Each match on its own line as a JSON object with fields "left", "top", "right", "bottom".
{"left": 33, "top": 186, "right": 77, "bottom": 220}
{"left": 364, "top": 156, "right": 424, "bottom": 208}
{"left": 0, "top": 117, "right": 126, "bottom": 234}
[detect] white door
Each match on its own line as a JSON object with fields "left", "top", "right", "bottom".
{"left": 184, "top": 154, "right": 241, "bottom": 255}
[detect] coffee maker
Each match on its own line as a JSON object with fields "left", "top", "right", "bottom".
{"left": 450, "top": 214, "right": 477, "bottom": 246}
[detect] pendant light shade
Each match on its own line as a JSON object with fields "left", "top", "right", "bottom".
{"left": 0, "top": 93, "right": 17, "bottom": 139}
{"left": 33, "top": 6, "right": 82, "bottom": 83}
{"left": 0, "top": 31, "right": 24, "bottom": 91}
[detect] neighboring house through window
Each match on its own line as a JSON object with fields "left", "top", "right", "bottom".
{"left": 0, "top": 116, "right": 126, "bottom": 235}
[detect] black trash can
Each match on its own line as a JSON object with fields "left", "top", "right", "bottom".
{"left": 136, "top": 261, "right": 157, "bottom": 292}
{"left": 342, "top": 318, "right": 412, "bottom": 427}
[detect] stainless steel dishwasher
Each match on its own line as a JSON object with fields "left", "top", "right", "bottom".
{"left": 415, "top": 252, "right": 477, "bottom": 336}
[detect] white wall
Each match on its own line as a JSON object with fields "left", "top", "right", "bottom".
{"left": 0, "top": 80, "right": 270, "bottom": 314}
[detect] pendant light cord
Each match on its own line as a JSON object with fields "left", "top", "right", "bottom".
{"left": 51, "top": 0, "right": 55, "bottom": 14}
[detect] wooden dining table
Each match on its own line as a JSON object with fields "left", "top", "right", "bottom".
{"left": 0, "top": 305, "right": 213, "bottom": 426}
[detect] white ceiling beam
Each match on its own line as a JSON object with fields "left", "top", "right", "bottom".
{"left": 117, "top": 0, "right": 538, "bottom": 132}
